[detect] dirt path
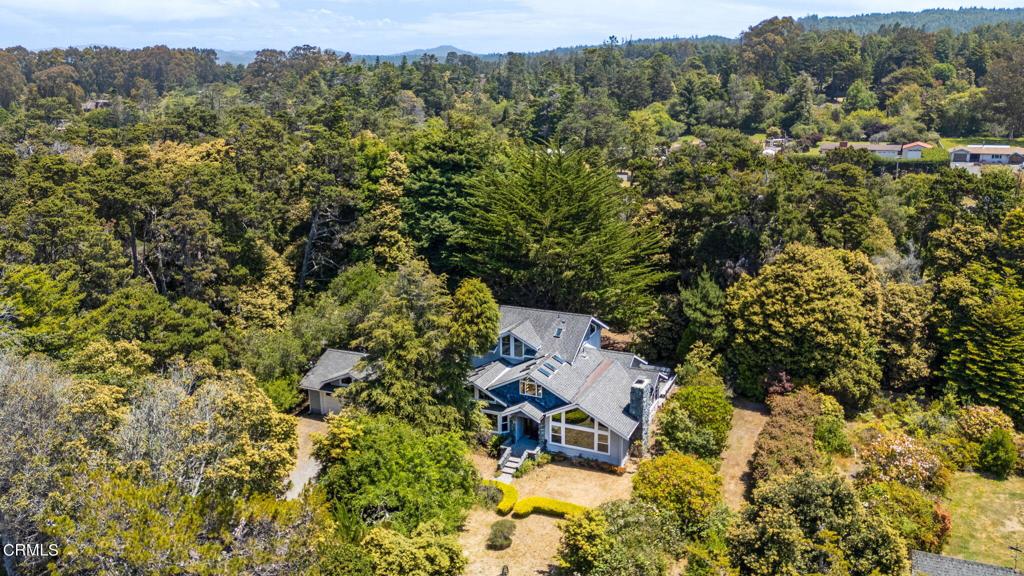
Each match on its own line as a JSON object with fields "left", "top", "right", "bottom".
{"left": 719, "top": 398, "right": 769, "bottom": 510}
{"left": 286, "top": 414, "right": 328, "bottom": 499}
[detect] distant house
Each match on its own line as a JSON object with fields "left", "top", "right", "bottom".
{"left": 946, "top": 143, "right": 1024, "bottom": 166}
{"left": 81, "top": 99, "right": 112, "bottom": 112}
{"left": 470, "top": 305, "right": 676, "bottom": 472}
{"left": 299, "top": 349, "right": 370, "bottom": 415}
{"left": 910, "top": 550, "right": 1017, "bottom": 575}
{"left": 901, "top": 141, "right": 933, "bottom": 159}
{"left": 820, "top": 141, "right": 933, "bottom": 159}
{"left": 762, "top": 137, "right": 794, "bottom": 157}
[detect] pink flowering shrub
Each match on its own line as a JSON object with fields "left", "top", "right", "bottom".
{"left": 858, "top": 432, "right": 951, "bottom": 494}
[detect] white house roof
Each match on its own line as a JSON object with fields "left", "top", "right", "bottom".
{"left": 299, "top": 349, "right": 369, "bottom": 391}
{"left": 950, "top": 144, "right": 1024, "bottom": 155}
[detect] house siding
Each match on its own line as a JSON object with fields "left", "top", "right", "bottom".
{"left": 545, "top": 429, "right": 630, "bottom": 466}
{"left": 309, "top": 387, "right": 342, "bottom": 414}
{"left": 489, "top": 379, "right": 569, "bottom": 412}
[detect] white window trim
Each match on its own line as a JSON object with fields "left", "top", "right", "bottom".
{"left": 519, "top": 377, "right": 542, "bottom": 398}
{"left": 499, "top": 333, "right": 536, "bottom": 361}
{"left": 484, "top": 410, "right": 510, "bottom": 434}
{"left": 547, "top": 409, "right": 611, "bottom": 454}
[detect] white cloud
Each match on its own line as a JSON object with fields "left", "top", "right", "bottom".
{"left": 0, "top": 0, "right": 275, "bottom": 22}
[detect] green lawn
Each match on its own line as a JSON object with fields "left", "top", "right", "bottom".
{"left": 945, "top": 472, "right": 1024, "bottom": 568}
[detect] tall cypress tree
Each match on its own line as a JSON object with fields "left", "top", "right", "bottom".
{"left": 457, "top": 145, "right": 669, "bottom": 331}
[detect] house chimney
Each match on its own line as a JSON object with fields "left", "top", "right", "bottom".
{"left": 630, "top": 378, "right": 653, "bottom": 454}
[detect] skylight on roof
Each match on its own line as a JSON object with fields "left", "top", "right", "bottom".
{"left": 538, "top": 367, "right": 552, "bottom": 377}
{"left": 554, "top": 327, "right": 563, "bottom": 337}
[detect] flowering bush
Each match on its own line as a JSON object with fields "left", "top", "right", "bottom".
{"left": 858, "top": 432, "right": 951, "bottom": 494}
{"left": 957, "top": 405, "right": 1014, "bottom": 443}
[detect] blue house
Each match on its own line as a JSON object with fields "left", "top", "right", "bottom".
{"left": 470, "top": 305, "right": 676, "bottom": 471}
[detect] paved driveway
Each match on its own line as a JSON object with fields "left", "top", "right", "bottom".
{"left": 286, "top": 414, "right": 328, "bottom": 499}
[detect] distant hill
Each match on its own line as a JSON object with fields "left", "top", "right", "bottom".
{"left": 798, "top": 7, "right": 1024, "bottom": 34}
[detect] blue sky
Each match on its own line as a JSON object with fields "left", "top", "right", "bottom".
{"left": 0, "top": 0, "right": 1021, "bottom": 54}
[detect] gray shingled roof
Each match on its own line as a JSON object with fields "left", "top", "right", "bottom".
{"left": 572, "top": 351, "right": 643, "bottom": 438}
{"left": 299, "top": 349, "right": 369, "bottom": 391}
{"left": 507, "top": 320, "right": 543, "bottom": 351}
{"left": 498, "top": 305, "right": 599, "bottom": 362}
{"left": 911, "top": 550, "right": 1017, "bottom": 576}
{"left": 471, "top": 305, "right": 674, "bottom": 439}
{"left": 501, "top": 402, "right": 545, "bottom": 422}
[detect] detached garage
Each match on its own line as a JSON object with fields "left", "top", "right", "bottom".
{"left": 299, "top": 349, "right": 370, "bottom": 416}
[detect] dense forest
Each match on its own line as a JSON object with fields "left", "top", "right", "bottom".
{"left": 799, "top": 7, "right": 1024, "bottom": 34}
{"left": 2, "top": 11, "right": 1024, "bottom": 576}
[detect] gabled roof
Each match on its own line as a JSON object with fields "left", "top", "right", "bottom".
{"left": 498, "top": 305, "right": 602, "bottom": 363}
{"left": 299, "top": 349, "right": 369, "bottom": 391}
{"left": 902, "top": 141, "right": 933, "bottom": 150}
{"left": 472, "top": 343, "right": 674, "bottom": 439}
{"left": 505, "top": 320, "right": 543, "bottom": 351}
{"left": 501, "top": 402, "right": 544, "bottom": 422}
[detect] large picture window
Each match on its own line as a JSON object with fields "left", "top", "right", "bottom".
{"left": 549, "top": 409, "right": 610, "bottom": 454}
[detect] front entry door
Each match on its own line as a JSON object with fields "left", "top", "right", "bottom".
{"left": 522, "top": 418, "right": 539, "bottom": 440}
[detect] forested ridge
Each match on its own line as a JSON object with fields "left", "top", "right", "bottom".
{"left": 2, "top": 11, "right": 1024, "bottom": 575}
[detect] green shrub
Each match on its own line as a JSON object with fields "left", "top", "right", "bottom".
{"left": 558, "top": 500, "right": 683, "bottom": 576}
{"left": 486, "top": 519, "right": 516, "bottom": 550}
{"left": 633, "top": 452, "right": 722, "bottom": 534}
{"left": 819, "top": 393, "right": 845, "bottom": 420}
{"left": 258, "top": 375, "right": 302, "bottom": 412}
{"left": 860, "top": 481, "right": 951, "bottom": 553}
{"left": 486, "top": 434, "right": 508, "bottom": 458}
{"left": 513, "top": 452, "right": 551, "bottom": 478}
{"left": 957, "top": 405, "right": 1014, "bottom": 442}
{"left": 814, "top": 416, "right": 852, "bottom": 456}
{"left": 1014, "top": 434, "right": 1024, "bottom": 476}
{"left": 482, "top": 480, "right": 518, "bottom": 515}
{"left": 477, "top": 484, "right": 502, "bottom": 508}
{"left": 934, "top": 434, "right": 980, "bottom": 471}
{"left": 656, "top": 371, "right": 733, "bottom": 458}
{"left": 979, "top": 428, "right": 1017, "bottom": 479}
{"left": 511, "top": 496, "right": 586, "bottom": 518}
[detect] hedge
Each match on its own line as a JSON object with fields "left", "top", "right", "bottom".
{"left": 511, "top": 496, "right": 587, "bottom": 518}
{"left": 482, "top": 479, "right": 518, "bottom": 515}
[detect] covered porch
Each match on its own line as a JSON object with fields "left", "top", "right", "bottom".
{"left": 500, "top": 402, "right": 544, "bottom": 444}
